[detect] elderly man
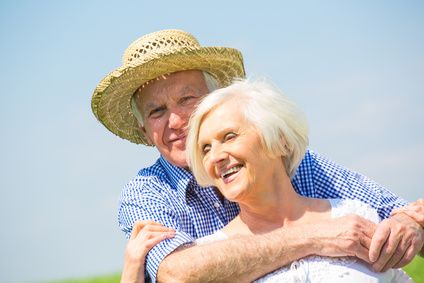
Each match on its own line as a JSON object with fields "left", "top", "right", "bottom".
{"left": 91, "top": 29, "right": 423, "bottom": 282}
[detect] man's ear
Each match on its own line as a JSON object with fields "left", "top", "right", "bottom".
{"left": 139, "top": 125, "right": 153, "bottom": 144}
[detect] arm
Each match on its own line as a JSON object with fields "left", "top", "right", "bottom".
{"left": 293, "top": 150, "right": 408, "bottom": 219}
{"left": 157, "top": 214, "right": 377, "bottom": 283}
{"left": 122, "top": 159, "right": 374, "bottom": 282}
{"left": 120, "top": 179, "right": 377, "bottom": 282}
{"left": 118, "top": 178, "right": 196, "bottom": 282}
{"left": 158, "top": 227, "right": 311, "bottom": 283}
{"left": 295, "top": 150, "right": 423, "bottom": 271}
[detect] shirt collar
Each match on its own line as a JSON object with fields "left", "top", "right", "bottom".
{"left": 158, "top": 155, "right": 196, "bottom": 199}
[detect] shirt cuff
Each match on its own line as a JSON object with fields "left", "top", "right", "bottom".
{"left": 145, "top": 231, "right": 194, "bottom": 282}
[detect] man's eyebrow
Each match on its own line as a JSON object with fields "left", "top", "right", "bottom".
{"left": 180, "top": 86, "right": 203, "bottom": 96}
{"left": 144, "top": 102, "right": 164, "bottom": 113}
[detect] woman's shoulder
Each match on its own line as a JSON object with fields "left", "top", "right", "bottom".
{"left": 195, "top": 230, "right": 228, "bottom": 245}
{"left": 329, "top": 198, "right": 381, "bottom": 223}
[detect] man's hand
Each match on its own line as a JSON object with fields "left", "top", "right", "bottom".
{"left": 369, "top": 212, "right": 424, "bottom": 272}
{"left": 392, "top": 199, "right": 424, "bottom": 227}
{"left": 311, "top": 214, "right": 376, "bottom": 263}
{"left": 391, "top": 199, "right": 424, "bottom": 258}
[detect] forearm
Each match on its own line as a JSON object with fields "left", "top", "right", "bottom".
{"left": 121, "top": 259, "right": 144, "bottom": 283}
{"left": 157, "top": 226, "right": 314, "bottom": 283}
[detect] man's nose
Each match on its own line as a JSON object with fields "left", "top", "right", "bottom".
{"left": 168, "top": 111, "right": 186, "bottom": 129}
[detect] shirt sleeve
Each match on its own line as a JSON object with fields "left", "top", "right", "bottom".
{"left": 292, "top": 149, "right": 407, "bottom": 219}
{"left": 118, "top": 176, "right": 194, "bottom": 282}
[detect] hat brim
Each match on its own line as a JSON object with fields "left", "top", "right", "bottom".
{"left": 91, "top": 47, "right": 245, "bottom": 145}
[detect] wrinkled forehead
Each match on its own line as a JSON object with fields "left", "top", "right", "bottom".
{"left": 198, "top": 99, "right": 246, "bottom": 134}
{"left": 137, "top": 70, "right": 207, "bottom": 101}
{"left": 134, "top": 71, "right": 207, "bottom": 113}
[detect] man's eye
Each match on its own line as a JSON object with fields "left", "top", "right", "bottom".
{"left": 149, "top": 107, "right": 166, "bottom": 118}
{"left": 180, "top": 96, "right": 196, "bottom": 105}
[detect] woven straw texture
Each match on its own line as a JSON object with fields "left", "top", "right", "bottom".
{"left": 91, "top": 29, "right": 246, "bottom": 145}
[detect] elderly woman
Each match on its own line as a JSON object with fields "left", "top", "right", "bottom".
{"left": 185, "top": 79, "right": 412, "bottom": 282}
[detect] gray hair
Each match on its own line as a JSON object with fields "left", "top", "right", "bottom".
{"left": 186, "top": 78, "right": 309, "bottom": 186}
{"left": 130, "top": 71, "right": 219, "bottom": 126}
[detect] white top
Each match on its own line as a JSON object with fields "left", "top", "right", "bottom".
{"left": 195, "top": 199, "right": 413, "bottom": 283}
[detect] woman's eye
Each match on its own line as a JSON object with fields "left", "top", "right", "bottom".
{"left": 202, "top": 144, "right": 211, "bottom": 154}
{"left": 224, "top": 132, "right": 237, "bottom": 141}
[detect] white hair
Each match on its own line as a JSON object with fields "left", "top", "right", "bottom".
{"left": 186, "top": 78, "right": 309, "bottom": 186}
{"left": 131, "top": 71, "right": 219, "bottom": 126}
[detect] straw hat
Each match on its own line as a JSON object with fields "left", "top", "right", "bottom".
{"left": 91, "top": 29, "right": 246, "bottom": 145}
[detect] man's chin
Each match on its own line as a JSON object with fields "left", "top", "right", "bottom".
{"left": 167, "top": 151, "right": 188, "bottom": 168}
{"left": 170, "top": 159, "right": 189, "bottom": 168}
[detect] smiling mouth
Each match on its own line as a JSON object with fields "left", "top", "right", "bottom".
{"left": 169, "top": 135, "right": 186, "bottom": 143}
{"left": 220, "top": 165, "right": 243, "bottom": 180}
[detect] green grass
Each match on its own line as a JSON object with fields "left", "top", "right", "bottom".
{"left": 403, "top": 256, "right": 424, "bottom": 283}
{"left": 51, "top": 256, "right": 424, "bottom": 283}
{"left": 49, "top": 273, "right": 121, "bottom": 283}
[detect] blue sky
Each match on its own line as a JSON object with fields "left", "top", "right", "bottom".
{"left": 0, "top": 1, "right": 423, "bottom": 282}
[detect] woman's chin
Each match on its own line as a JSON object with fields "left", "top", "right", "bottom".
{"left": 223, "top": 189, "right": 245, "bottom": 203}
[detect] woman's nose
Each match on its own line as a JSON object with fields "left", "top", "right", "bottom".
{"left": 209, "top": 144, "right": 227, "bottom": 165}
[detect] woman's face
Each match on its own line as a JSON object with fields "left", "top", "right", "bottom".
{"left": 197, "top": 99, "right": 279, "bottom": 203}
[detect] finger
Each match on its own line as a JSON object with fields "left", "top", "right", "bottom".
{"left": 369, "top": 222, "right": 390, "bottom": 262}
{"left": 134, "top": 226, "right": 175, "bottom": 241}
{"left": 408, "top": 205, "right": 424, "bottom": 214}
{"left": 131, "top": 220, "right": 153, "bottom": 239}
{"left": 356, "top": 240, "right": 372, "bottom": 264}
{"left": 130, "top": 222, "right": 144, "bottom": 240}
{"left": 381, "top": 237, "right": 409, "bottom": 271}
{"left": 393, "top": 244, "right": 417, "bottom": 268}
{"left": 401, "top": 210, "right": 424, "bottom": 225}
{"left": 405, "top": 201, "right": 424, "bottom": 212}
{"left": 372, "top": 230, "right": 401, "bottom": 272}
{"left": 408, "top": 199, "right": 424, "bottom": 206}
{"left": 130, "top": 220, "right": 171, "bottom": 239}
{"left": 391, "top": 207, "right": 405, "bottom": 216}
{"left": 392, "top": 201, "right": 423, "bottom": 215}
{"left": 144, "top": 232, "right": 176, "bottom": 250}
{"left": 361, "top": 219, "right": 377, "bottom": 240}
{"left": 359, "top": 233, "right": 372, "bottom": 250}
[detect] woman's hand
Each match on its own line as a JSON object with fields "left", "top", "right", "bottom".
{"left": 121, "top": 220, "right": 175, "bottom": 283}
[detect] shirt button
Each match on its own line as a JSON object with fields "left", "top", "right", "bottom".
{"left": 214, "top": 202, "right": 221, "bottom": 208}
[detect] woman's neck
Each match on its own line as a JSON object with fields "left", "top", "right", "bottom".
{"left": 224, "top": 175, "right": 330, "bottom": 236}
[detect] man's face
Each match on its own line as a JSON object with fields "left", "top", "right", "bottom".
{"left": 137, "top": 70, "right": 209, "bottom": 168}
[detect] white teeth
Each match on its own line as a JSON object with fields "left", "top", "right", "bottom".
{"left": 221, "top": 165, "right": 242, "bottom": 178}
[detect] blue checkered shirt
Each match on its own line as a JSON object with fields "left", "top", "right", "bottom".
{"left": 118, "top": 149, "right": 407, "bottom": 282}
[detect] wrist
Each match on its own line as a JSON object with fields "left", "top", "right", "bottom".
{"left": 297, "top": 223, "right": 323, "bottom": 256}
{"left": 278, "top": 225, "right": 316, "bottom": 258}
{"left": 121, "top": 261, "right": 145, "bottom": 283}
